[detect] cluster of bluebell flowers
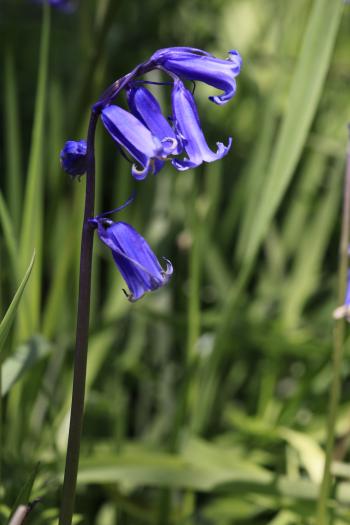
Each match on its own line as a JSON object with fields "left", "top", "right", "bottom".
{"left": 61, "top": 47, "right": 242, "bottom": 301}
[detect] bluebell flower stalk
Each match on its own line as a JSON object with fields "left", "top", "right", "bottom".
{"left": 59, "top": 45, "right": 241, "bottom": 525}
{"left": 59, "top": 110, "right": 98, "bottom": 525}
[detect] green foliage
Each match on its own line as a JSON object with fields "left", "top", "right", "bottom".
{"left": 1, "top": 0, "right": 350, "bottom": 523}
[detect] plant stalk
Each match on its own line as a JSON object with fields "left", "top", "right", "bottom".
{"left": 316, "top": 133, "right": 350, "bottom": 524}
{"left": 58, "top": 109, "right": 99, "bottom": 525}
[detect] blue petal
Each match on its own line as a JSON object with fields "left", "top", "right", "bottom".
{"left": 345, "top": 270, "right": 350, "bottom": 307}
{"left": 95, "top": 219, "right": 173, "bottom": 301}
{"left": 156, "top": 48, "right": 242, "bottom": 106}
{"left": 101, "top": 105, "right": 165, "bottom": 180}
{"left": 127, "top": 85, "right": 182, "bottom": 155}
{"left": 151, "top": 47, "right": 212, "bottom": 62}
{"left": 60, "top": 139, "right": 87, "bottom": 177}
{"left": 171, "top": 80, "right": 231, "bottom": 171}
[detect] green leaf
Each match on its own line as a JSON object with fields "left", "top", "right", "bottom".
{"left": 0, "top": 253, "right": 35, "bottom": 358}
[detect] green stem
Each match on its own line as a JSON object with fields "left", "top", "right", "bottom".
{"left": 316, "top": 135, "right": 350, "bottom": 524}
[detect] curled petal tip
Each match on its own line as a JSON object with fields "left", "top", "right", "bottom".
{"left": 162, "top": 258, "right": 174, "bottom": 280}
{"left": 209, "top": 79, "right": 237, "bottom": 105}
{"left": 161, "top": 137, "right": 180, "bottom": 155}
{"left": 216, "top": 137, "right": 232, "bottom": 158}
{"left": 131, "top": 159, "right": 154, "bottom": 180}
{"left": 228, "top": 50, "right": 243, "bottom": 68}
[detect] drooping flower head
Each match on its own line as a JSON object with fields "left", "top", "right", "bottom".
{"left": 126, "top": 84, "right": 182, "bottom": 157}
{"left": 101, "top": 105, "right": 164, "bottom": 180}
{"left": 61, "top": 46, "right": 242, "bottom": 180}
{"left": 152, "top": 47, "right": 242, "bottom": 105}
{"left": 171, "top": 79, "right": 232, "bottom": 171}
{"left": 89, "top": 214, "right": 173, "bottom": 302}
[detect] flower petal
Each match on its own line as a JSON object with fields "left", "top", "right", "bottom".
{"left": 95, "top": 219, "right": 173, "bottom": 301}
{"left": 101, "top": 105, "right": 165, "bottom": 179}
{"left": 127, "top": 85, "right": 181, "bottom": 155}
{"left": 171, "top": 79, "right": 231, "bottom": 171}
{"left": 156, "top": 48, "right": 242, "bottom": 105}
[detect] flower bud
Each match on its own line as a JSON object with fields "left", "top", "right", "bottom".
{"left": 60, "top": 140, "right": 87, "bottom": 178}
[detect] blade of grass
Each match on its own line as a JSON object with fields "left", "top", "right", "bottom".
{"left": 3, "top": 45, "right": 22, "bottom": 234}
{"left": 0, "top": 191, "right": 18, "bottom": 283}
{"left": 0, "top": 253, "right": 35, "bottom": 357}
{"left": 0, "top": 252, "right": 34, "bottom": 488}
{"left": 18, "top": 2, "right": 50, "bottom": 339}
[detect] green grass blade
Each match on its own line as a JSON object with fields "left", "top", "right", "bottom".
{"left": 242, "top": 0, "right": 343, "bottom": 267}
{"left": 18, "top": 3, "right": 50, "bottom": 339}
{"left": 3, "top": 45, "right": 22, "bottom": 233}
{"left": 0, "top": 191, "right": 18, "bottom": 282}
{"left": 0, "top": 252, "right": 35, "bottom": 357}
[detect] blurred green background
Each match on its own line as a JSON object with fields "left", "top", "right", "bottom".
{"left": 1, "top": 0, "right": 350, "bottom": 523}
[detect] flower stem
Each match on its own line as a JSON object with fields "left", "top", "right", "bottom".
{"left": 58, "top": 109, "right": 99, "bottom": 525}
{"left": 316, "top": 133, "right": 350, "bottom": 524}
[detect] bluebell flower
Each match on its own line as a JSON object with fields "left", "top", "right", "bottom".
{"left": 101, "top": 105, "right": 166, "bottom": 180}
{"left": 63, "top": 46, "right": 241, "bottom": 179}
{"left": 89, "top": 217, "right": 173, "bottom": 302}
{"left": 60, "top": 140, "right": 87, "bottom": 177}
{"left": 152, "top": 47, "right": 242, "bottom": 105}
{"left": 333, "top": 270, "right": 350, "bottom": 322}
{"left": 171, "top": 79, "right": 231, "bottom": 171}
{"left": 127, "top": 84, "right": 181, "bottom": 156}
